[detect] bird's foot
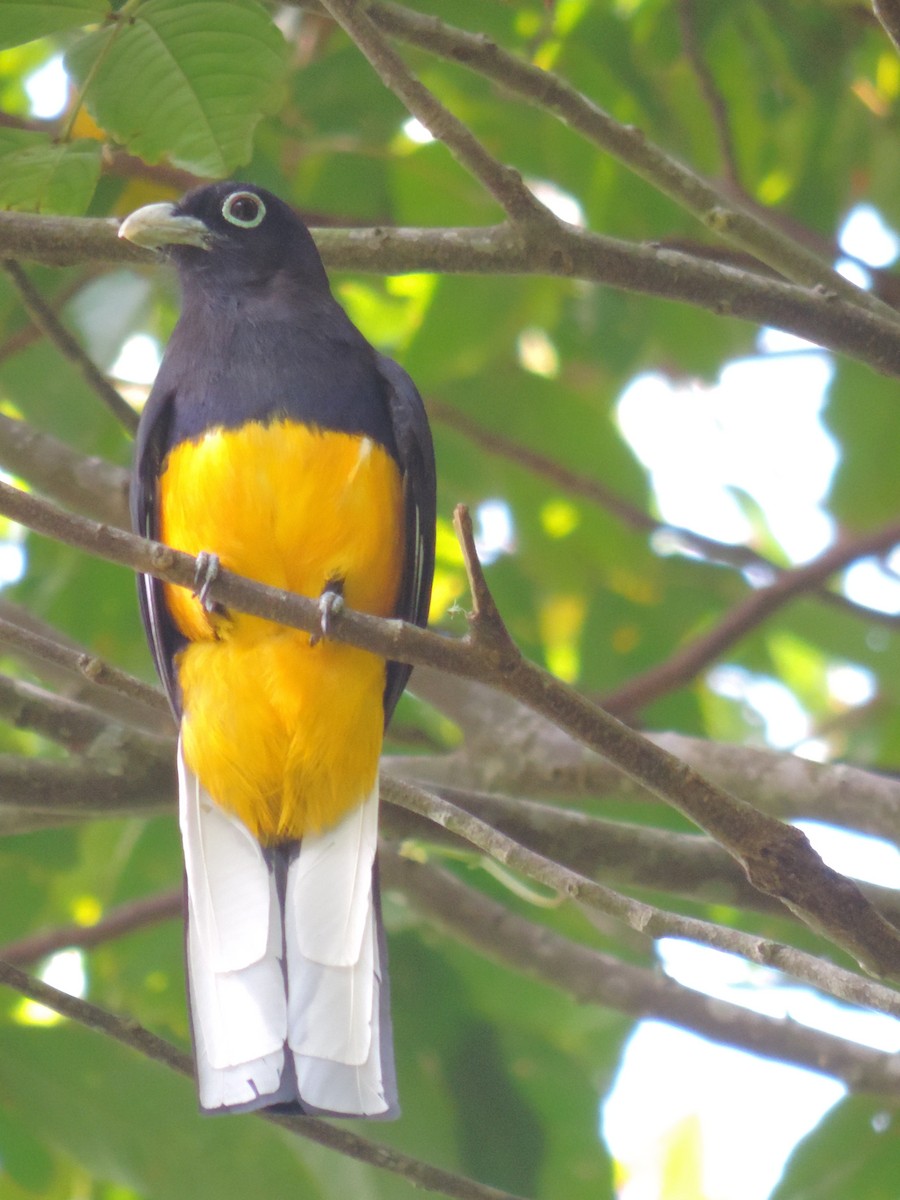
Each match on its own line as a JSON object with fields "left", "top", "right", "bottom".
{"left": 310, "top": 583, "right": 344, "bottom": 646}
{"left": 193, "top": 551, "right": 221, "bottom": 613}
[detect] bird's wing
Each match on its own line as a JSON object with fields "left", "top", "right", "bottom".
{"left": 377, "top": 353, "right": 436, "bottom": 722}
{"left": 130, "top": 385, "right": 184, "bottom": 715}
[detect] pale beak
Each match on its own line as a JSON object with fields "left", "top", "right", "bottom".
{"left": 118, "top": 202, "right": 211, "bottom": 250}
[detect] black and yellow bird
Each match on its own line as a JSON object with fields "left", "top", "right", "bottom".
{"left": 119, "top": 182, "right": 435, "bottom": 1118}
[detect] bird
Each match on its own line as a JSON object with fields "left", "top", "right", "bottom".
{"left": 118, "top": 182, "right": 435, "bottom": 1118}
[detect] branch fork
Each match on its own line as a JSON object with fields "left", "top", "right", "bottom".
{"left": 453, "top": 504, "right": 521, "bottom": 674}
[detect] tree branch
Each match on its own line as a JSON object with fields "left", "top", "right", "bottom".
{"left": 0, "top": 754, "right": 171, "bottom": 817}
{"left": 383, "top": 777, "right": 900, "bottom": 1017}
{"left": 0, "top": 601, "right": 169, "bottom": 735}
{"left": 874, "top": 0, "right": 900, "bottom": 54}
{"left": 2, "top": 261, "right": 139, "bottom": 434}
{"left": 0, "top": 479, "right": 898, "bottom": 975}
{"left": 0, "top": 888, "right": 182, "bottom": 965}
{"left": 381, "top": 782, "right": 900, "bottom": 927}
{"left": 317, "top": 0, "right": 551, "bottom": 225}
{"left": 6, "top": 216, "right": 900, "bottom": 380}
{"left": 0, "top": 410, "right": 129, "bottom": 526}
{"left": 384, "top": 851, "right": 900, "bottom": 1097}
{"left": 677, "top": 0, "right": 742, "bottom": 187}
{"left": 350, "top": 0, "right": 900, "bottom": 324}
{"left": 601, "top": 519, "right": 900, "bottom": 718}
{"left": 0, "top": 611, "right": 170, "bottom": 732}
{"left": 429, "top": 400, "right": 900, "bottom": 632}
{"left": 403, "top": 673, "right": 900, "bottom": 843}
{"left": 0, "top": 959, "right": 528, "bottom": 1200}
{"left": 0, "top": 671, "right": 165, "bottom": 755}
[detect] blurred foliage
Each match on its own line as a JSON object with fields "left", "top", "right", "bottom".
{"left": 1, "top": 1, "right": 900, "bottom": 1197}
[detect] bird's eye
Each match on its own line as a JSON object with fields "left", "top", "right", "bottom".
{"left": 221, "top": 191, "right": 266, "bottom": 228}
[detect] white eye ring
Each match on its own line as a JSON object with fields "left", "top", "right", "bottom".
{"left": 221, "top": 191, "right": 266, "bottom": 228}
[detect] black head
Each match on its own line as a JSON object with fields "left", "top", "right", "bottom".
{"left": 118, "top": 182, "right": 330, "bottom": 295}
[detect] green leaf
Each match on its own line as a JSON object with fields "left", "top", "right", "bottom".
{"left": 0, "top": 132, "right": 101, "bottom": 214}
{"left": 0, "top": 0, "right": 108, "bottom": 52}
{"left": 65, "top": 0, "right": 287, "bottom": 177}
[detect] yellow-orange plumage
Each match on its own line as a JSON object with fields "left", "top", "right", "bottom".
{"left": 158, "top": 418, "right": 404, "bottom": 841}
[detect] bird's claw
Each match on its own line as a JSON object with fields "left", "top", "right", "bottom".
{"left": 310, "top": 586, "right": 344, "bottom": 646}
{"left": 193, "top": 551, "right": 221, "bottom": 612}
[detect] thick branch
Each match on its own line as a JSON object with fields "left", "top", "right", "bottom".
{"left": 6, "top": 217, "right": 900, "bottom": 380}
{"left": 0, "top": 754, "right": 171, "bottom": 817}
{"left": 0, "top": 479, "right": 898, "bottom": 976}
{"left": 0, "top": 411, "right": 129, "bottom": 526}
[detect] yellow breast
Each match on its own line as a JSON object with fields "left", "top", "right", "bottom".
{"left": 158, "top": 419, "right": 404, "bottom": 841}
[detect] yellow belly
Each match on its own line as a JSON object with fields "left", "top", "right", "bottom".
{"left": 158, "top": 419, "right": 404, "bottom": 841}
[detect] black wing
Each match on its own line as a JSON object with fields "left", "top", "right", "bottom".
{"left": 130, "top": 386, "right": 185, "bottom": 716}
{"left": 377, "top": 354, "right": 436, "bottom": 723}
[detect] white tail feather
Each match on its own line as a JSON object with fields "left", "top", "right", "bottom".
{"left": 179, "top": 740, "right": 288, "bottom": 1107}
{"left": 292, "top": 909, "right": 389, "bottom": 1116}
{"left": 287, "top": 905, "right": 375, "bottom": 1064}
{"left": 178, "top": 743, "right": 272, "bottom": 972}
{"left": 288, "top": 788, "right": 379, "bottom": 965}
{"left": 179, "top": 746, "right": 393, "bottom": 1116}
{"left": 285, "top": 785, "right": 389, "bottom": 1114}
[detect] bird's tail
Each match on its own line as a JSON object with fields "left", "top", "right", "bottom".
{"left": 177, "top": 739, "right": 397, "bottom": 1117}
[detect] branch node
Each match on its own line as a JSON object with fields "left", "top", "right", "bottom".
{"left": 149, "top": 542, "right": 175, "bottom": 569}
{"left": 78, "top": 652, "right": 102, "bottom": 681}
{"left": 704, "top": 205, "right": 735, "bottom": 234}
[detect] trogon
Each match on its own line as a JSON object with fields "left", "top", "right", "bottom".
{"left": 119, "top": 182, "right": 435, "bottom": 1118}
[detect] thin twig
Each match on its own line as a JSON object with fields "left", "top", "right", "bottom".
{"left": 601, "top": 519, "right": 900, "bottom": 717}
{"left": 430, "top": 400, "right": 900, "bottom": 631}
{"left": 0, "top": 888, "right": 182, "bottom": 965}
{"left": 677, "top": 0, "right": 742, "bottom": 186}
{"left": 453, "top": 504, "right": 516, "bottom": 653}
{"left": 0, "top": 960, "right": 527, "bottom": 1200}
{"left": 317, "top": 0, "right": 555, "bottom": 224}
{"left": 2, "top": 260, "right": 139, "bottom": 434}
{"left": 384, "top": 850, "right": 900, "bottom": 1097}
